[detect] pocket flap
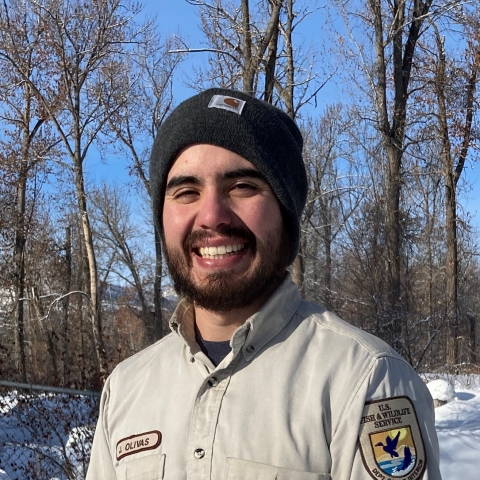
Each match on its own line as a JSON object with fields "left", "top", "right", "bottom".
{"left": 116, "top": 453, "right": 165, "bottom": 480}
{"left": 225, "top": 457, "right": 331, "bottom": 480}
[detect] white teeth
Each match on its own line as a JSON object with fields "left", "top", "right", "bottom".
{"left": 198, "top": 244, "right": 245, "bottom": 258}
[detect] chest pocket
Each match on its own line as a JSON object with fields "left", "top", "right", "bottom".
{"left": 225, "top": 458, "right": 331, "bottom": 480}
{"left": 116, "top": 453, "right": 165, "bottom": 480}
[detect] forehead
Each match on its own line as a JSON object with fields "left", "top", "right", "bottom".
{"left": 166, "top": 144, "right": 258, "bottom": 180}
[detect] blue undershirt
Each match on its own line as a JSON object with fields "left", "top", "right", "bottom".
{"left": 196, "top": 337, "right": 231, "bottom": 366}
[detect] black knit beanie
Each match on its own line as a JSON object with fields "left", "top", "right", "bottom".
{"left": 149, "top": 88, "right": 307, "bottom": 265}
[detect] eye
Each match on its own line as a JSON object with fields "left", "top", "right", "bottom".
{"left": 172, "top": 188, "right": 199, "bottom": 203}
{"left": 231, "top": 182, "right": 258, "bottom": 196}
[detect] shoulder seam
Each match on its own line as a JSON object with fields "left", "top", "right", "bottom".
{"left": 298, "top": 308, "right": 400, "bottom": 360}
{"left": 111, "top": 332, "right": 176, "bottom": 373}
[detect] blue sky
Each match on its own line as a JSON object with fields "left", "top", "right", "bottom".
{"left": 142, "top": 1, "right": 207, "bottom": 103}
{"left": 85, "top": 2, "right": 201, "bottom": 188}
{"left": 140, "top": 0, "right": 340, "bottom": 106}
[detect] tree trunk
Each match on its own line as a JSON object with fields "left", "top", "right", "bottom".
{"left": 291, "top": 243, "right": 305, "bottom": 295}
{"left": 433, "top": 26, "right": 479, "bottom": 368}
{"left": 323, "top": 217, "right": 333, "bottom": 311}
{"left": 368, "top": 0, "right": 433, "bottom": 351}
{"left": 263, "top": 12, "right": 279, "bottom": 103}
{"left": 62, "top": 226, "right": 72, "bottom": 386}
{"left": 31, "top": 279, "right": 59, "bottom": 383}
{"left": 126, "top": 247, "right": 153, "bottom": 346}
{"left": 384, "top": 145, "right": 402, "bottom": 348}
{"left": 264, "top": 35, "right": 278, "bottom": 103}
{"left": 283, "top": 0, "right": 295, "bottom": 117}
{"left": 153, "top": 228, "right": 164, "bottom": 341}
{"left": 13, "top": 115, "right": 34, "bottom": 382}
{"left": 74, "top": 161, "right": 109, "bottom": 384}
{"left": 13, "top": 171, "right": 27, "bottom": 382}
{"left": 282, "top": 0, "right": 304, "bottom": 290}
{"left": 468, "top": 314, "right": 476, "bottom": 364}
{"left": 241, "top": 0, "right": 254, "bottom": 93}
{"left": 241, "top": 0, "right": 283, "bottom": 94}
{"left": 443, "top": 130, "right": 459, "bottom": 368}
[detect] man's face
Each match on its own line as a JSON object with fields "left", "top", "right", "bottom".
{"left": 162, "top": 144, "right": 289, "bottom": 312}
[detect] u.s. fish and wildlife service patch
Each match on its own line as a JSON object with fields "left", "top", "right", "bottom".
{"left": 358, "top": 396, "right": 426, "bottom": 480}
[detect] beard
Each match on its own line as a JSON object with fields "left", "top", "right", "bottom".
{"left": 164, "top": 225, "right": 290, "bottom": 312}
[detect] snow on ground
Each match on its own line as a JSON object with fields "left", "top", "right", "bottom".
{"left": 430, "top": 375, "right": 480, "bottom": 480}
{"left": 0, "top": 392, "right": 98, "bottom": 479}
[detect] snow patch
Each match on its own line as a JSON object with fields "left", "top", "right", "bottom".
{"left": 427, "top": 379, "right": 456, "bottom": 403}
{"left": 435, "top": 385, "right": 480, "bottom": 479}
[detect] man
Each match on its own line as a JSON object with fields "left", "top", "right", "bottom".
{"left": 87, "top": 88, "right": 441, "bottom": 479}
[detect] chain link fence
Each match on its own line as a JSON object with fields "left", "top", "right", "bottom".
{"left": 0, "top": 381, "right": 100, "bottom": 480}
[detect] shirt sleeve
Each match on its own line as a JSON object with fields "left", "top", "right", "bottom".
{"left": 330, "top": 355, "right": 442, "bottom": 480}
{"left": 86, "top": 376, "right": 117, "bottom": 480}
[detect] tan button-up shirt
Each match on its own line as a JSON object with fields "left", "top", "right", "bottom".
{"left": 87, "top": 276, "right": 441, "bottom": 480}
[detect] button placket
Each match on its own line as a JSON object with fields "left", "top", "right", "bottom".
{"left": 186, "top": 354, "right": 241, "bottom": 480}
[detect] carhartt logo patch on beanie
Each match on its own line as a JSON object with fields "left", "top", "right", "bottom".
{"left": 149, "top": 87, "right": 308, "bottom": 266}
{"left": 208, "top": 94, "right": 246, "bottom": 114}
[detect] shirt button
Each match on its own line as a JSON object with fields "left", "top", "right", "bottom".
{"left": 208, "top": 377, "right": 219, "bottom": 387}
{"left": 246, "top": 345, "right": 255, "bottom": 353}
{"left": 194, "top": 448, "right": 205, "bottom": 459}
{"left": 189, "top": 357, "right": 195, "bottom": 363}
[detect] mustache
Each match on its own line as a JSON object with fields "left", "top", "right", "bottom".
{"left": 184, "top": 226, "right": 256, "bottom": 251}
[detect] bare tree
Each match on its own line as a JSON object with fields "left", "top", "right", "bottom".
{"left": 0, "top": 0, "right": 156, "bottom": 383}
{"left": 366, "top": 0, "right": 434, "bottom": 349}
{"left": 104, "top": 32, "right": 184, "bottom": 342}
{"left": 330, "top": 0, "right": 468, "bottom": 352}
{"left": 431, "top": 12, "right": 480, "bottom": 367}
{"left": 0, "top": 0, "right": 61, "bottom": 381}
{"left": 91, "top": 183, "right": 156, "bottom": 347}
{"left": 185, "top": 0, "right": 283, "bottom": 93}
{"left": 301, "top": 105, "right": 363, "bottom": 307}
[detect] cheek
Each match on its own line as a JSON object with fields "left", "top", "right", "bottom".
{"left": 240, "top": 199, "right": 283, "bottom": 238}
{"left": 162, "top": 204, "right": 192, "bottom": 242}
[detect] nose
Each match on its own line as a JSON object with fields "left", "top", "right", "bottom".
{"left": 195, "top": 189, "right": 232, "bottom": 230}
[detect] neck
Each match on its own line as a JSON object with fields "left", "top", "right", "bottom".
{"left": 192, "top": 273, "right": 287, "bottom": 341}
{"left": 194, "top": 295, "right": 270, "bottom": 342}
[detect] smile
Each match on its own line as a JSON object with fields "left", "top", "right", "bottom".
{"left": 198, "top": 243, "right": 246, "bottom": 259}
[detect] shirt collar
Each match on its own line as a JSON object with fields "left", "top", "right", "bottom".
{"left": 169, "top": 273, "right": 302, "bottom": 362}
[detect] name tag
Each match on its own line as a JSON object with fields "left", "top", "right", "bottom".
{"left": 116, "top": 431, "right": 162, "bottom": 461}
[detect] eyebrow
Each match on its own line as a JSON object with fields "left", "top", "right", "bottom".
{"left": 223, "top": 168, "right": 265, "bottom": 181}
{"left": 165, "top": 168, "right": 266, "bottom": 191}
{"left": 166, "top": 175, "right": 201, "bottom": 191}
